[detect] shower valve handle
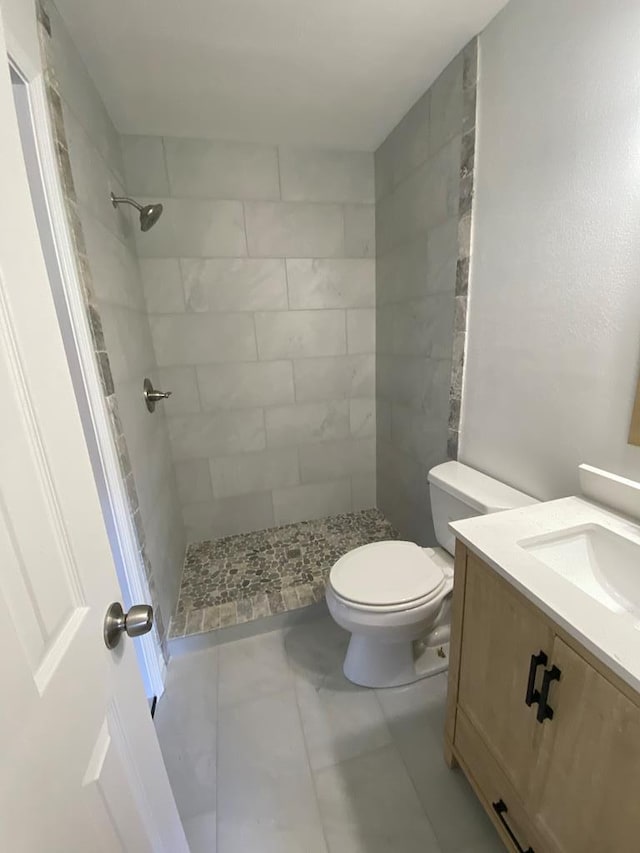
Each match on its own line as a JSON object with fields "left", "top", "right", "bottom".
{"left": 143, "top": 378, "right": 172, "bottom": 412}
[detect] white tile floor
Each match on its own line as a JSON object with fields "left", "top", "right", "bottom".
{"left": 155, "top": 608, "right": 505, "bottom": 853}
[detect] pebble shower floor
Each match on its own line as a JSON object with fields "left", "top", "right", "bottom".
{"left": 169, "top": 509, "right": 398, "bottom": 639}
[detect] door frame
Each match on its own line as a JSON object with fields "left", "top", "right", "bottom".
{"left": 9, "top": 38, "right": 165, "bottom": 698}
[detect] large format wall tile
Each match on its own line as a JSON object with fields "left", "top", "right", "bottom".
{"left": 123, "top": 133, "right": 377, "bottom": 541}
{"left": 352, "top": 472, "right": 377, "bottom": 511}
{"left": 347, "top": 308, "right": 375, "bottom": 354}
{"left": 344, "top": 204, "right": 376, "bottom": 258}
{"left": 139, "top": 258, "right": 185, "bottom": 314}
{"left": 375, "top": 143, "right": 460, "bottom": 256}
{"left": 293, "top": 354, "right": 375, "bottom": 402}
{"left": 183, "top": 493, "right": 275, "bottom": 541}
{"left": 350, "top": 398, "right": 376, "bottom": 439}
{"left": 156, "top": 366, "right": 201, "bottom": 414}
{"left": 376, "top": 237, "right": 431, "bottom": 306}
{"left": 429, "top": 52, "right": 464, "bottom": 154}
{"left": 272, "top": 480, "right": 352, "bottom": 526}
{"left": 84, "top": 216, "right": 146, "bottom": 311}
{"left": 299, "top": 438, "right": 375, "bottom": 484}
{"left": 197, "top": 361, "right": 294, "bottom": 410}
{"left": 255, "top": 310, "right": 346, "bottom": 360}
{"left": 244, "top": 201, "right": 344, "bottom": 257}
{"left": 210, "top": 449, "right": 300, "bottom": 498}
{"left": 98, "top": 303, "right": 155, "bottom": 385}
{"left": 181, "top": 258, "right": 287, "bottom": 312}
{"left": 150, "top": 313, "right": 257, "bottom": 365}
{"left": 165, "top": 138, "right": 280, "bottom": 200}
{"left": 48, "top": 3, "right": 124, "bottom": 180}
{"left": 378, "top": 356, "right": 450, "bottom": 414}
{"left": 265, "top": 401, "right": 350, "bottom": 448}
{"left": 375, "top": 41, "right": 475, "bottom": 543}
{"left": 121, "top": 135, "right": 169, "bottom": 197}
{"left": 135, "top": 198, "right": 247, "bottom": 258}
{"left": 63, "top": 106, "right": 131, "bottom": 243}
{"left": 286, "top": 259, "right": 375, "bottom": 309}
{"left": 168, "top": 410, "right": 266, "bottom": 460}
{"left": 375, "top": 89, "right": 430, "bottom": 198}
{"left": 279, "top": 147, "right": 374, "bottom": 204}
{"left": 174, "top": 459, "right": 214, "bottom": 504}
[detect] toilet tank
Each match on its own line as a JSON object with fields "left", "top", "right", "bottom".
{"left": 427, "top": 461, "right": 537, "bottom": 556}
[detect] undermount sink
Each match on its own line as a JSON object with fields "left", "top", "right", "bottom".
{"left": 519, "top": 523, "right": 640, "bottom": 618}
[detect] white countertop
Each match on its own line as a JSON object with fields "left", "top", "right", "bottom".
{"left": 451, "top": 496, "right": 640, "bottom": 694}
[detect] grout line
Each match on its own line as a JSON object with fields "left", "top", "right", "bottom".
{"left": 283, "top": 256, "right": 291, "bottom": 310}
{"left": 292, "top": 678, "right": 332, "bottom": 851}
{"left": 160, "top": 136, "right": 171, "bottom": 193}
{"left": 192, "top": 358, "right": 204, "bottom": 413}
{"left": 112, "top": 193, "right": 364, "bottom": 208}
{"left": 375, "top": 128, "right": 461, "bottom": 205}
{"left": 371, "top": 688, "right": 442, "bottom": 832}
{"left": 251, "top": 311, "right": 259, "bottom": 361}
{"left": 136, "top": 251, "right": 363, "bottom": 261}
{"left": 241, "top": 201, "right": 250, "bottom": 257}
{"left": 291, "top": 356, "right": 299, "bottom": 403}
{"left": 61, "top": 94, "right": 125, "bottom": 191}
{"left": 342, "top": 203, "right": 348, "bottom": 256}
{"left": 260, "top": 406, "right": 268, "bottom": 454}
{"left": 275, "top": 146, "right": 283, "bottom": 201}
{"left": 344, "top": 308, "right": 349, "bottom": 355}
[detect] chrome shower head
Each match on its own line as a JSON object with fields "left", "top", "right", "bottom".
{"left": 110, "top": 193, "right": 163, "bottom": 232}
{"left": 139, "top": 201, "right": 163, "bottom": 232}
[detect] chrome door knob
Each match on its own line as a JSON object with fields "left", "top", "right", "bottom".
{"left": 143, "top": 377, "right": 172, "bottom": 412}
{"left": 104, "top": 602, "right": 154, "bottom": 649}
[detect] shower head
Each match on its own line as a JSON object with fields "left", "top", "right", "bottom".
{"left": 139, "top": 202, "right": 163, "bottom": 232}
{"left": 110, "top": 193, "right": 163, "bottom": 232}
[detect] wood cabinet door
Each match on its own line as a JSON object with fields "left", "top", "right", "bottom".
{"left": 457, "top": 555, "right": 554, "bottom": 802}
{"left": 532, "top": 637, "right": 640, "bottom": 853}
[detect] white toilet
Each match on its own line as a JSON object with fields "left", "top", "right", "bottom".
{"left": 326, "top": 461, "right": 536, "bottom": 688}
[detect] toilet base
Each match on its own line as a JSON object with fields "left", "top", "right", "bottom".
{"left": 343, "top": 634, "right": 450, "bottom": 689}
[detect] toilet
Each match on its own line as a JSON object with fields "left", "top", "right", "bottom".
{"left": 326, "top": 461, "right": 536, "bottom": 688}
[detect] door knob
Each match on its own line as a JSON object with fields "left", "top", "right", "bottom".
{"left": 143, "top": 377, "right": 172, "bottom": 412}
{"left": 104, "top": 602, "right": 154, "bottom": 649}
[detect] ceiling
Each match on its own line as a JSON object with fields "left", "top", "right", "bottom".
{"left": 54, "top": 0, "right": 509, "bottom": 151}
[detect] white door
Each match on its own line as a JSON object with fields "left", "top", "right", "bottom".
{"left": 0, "top": 12, "right": 188, "bottom": 853}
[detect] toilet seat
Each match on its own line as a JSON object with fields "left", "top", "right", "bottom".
{"left": 329, "top": 541, "right": 447, "bottom": 612}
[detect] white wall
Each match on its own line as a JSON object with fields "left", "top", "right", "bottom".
{"left": 461, "top": 0, "right": 640, "bottom": 499}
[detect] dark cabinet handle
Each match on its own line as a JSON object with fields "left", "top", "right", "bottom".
{"left": 536, "top": 665, "right": 562, "bottom": 723}
{"left": 492, "top": 799, "right": 535, "bottom": 853}
{"left": 525, "top": 650, "right": 548, "bottom": 708}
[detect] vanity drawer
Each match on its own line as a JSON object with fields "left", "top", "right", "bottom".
{"left": 455, "top": 709, "right": 542, "bottom": 853}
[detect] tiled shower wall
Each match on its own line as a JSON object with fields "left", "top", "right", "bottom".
{"left": 374, "top": 41, "right": 476, "bottom": 544}
{"left": 120, "top": 138, "right": 376, "bottom": 542}
{"left": 43, "top": 3, "right": 186, "bottom": 636}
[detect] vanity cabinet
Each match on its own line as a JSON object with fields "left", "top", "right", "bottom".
{"left": 445, "top": 542, "right": 640, "bottom": 853}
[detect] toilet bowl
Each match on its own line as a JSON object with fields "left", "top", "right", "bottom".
{"left": 326, "top": 461, "right": 537, "bottom": 688}
{"left": 326, "top": 541, "right": 454, "bottom": 688}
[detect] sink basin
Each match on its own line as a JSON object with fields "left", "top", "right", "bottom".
{"left": 519, "top": 523, "right": 640, "bottom": 617}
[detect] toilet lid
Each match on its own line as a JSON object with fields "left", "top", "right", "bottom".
{"left": 329, "top": 541, "right": 445, "bottom": 607}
